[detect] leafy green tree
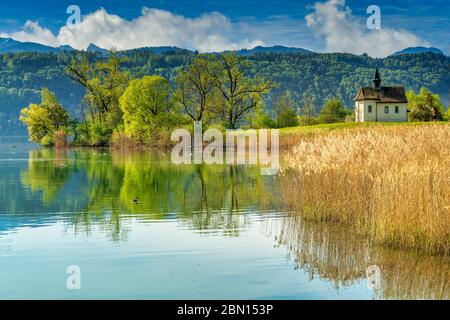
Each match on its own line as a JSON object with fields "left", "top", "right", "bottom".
{"left": 119, "top": 75, "right": 170, "bottom": 138}
{"left": 249, "top": 106, "right": 275, "bottom": 129}
{"left": 319, "top": 98, "right": 352, "bottom": 123}
{"left": 19, "top": 88, "right": 69, "bottom": 145}
{"left": 20, "top": 103, "right": 53, "bottom": 144}
{"left": 407, "top": 88, "right": 445, "bottom": 121}
{"left": 274, "top": 91, "right": 298, "bottom": 128}
{"left": 42, "top": 89, "right": 70, "bottom": 130}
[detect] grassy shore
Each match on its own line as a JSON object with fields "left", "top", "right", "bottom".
{"left": 279, "top": 122, "right": 450, "bottom": 255}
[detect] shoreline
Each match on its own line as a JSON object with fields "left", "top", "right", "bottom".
{"left": 21, "top": 121, "right": 449, "bottom": 150}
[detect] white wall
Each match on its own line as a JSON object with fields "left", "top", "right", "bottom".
{"left": 354, "top": 101, "right": 408, "bottom": 122}
{"left": 355, "top": 100, "right": 376, "bottom": 122}
{"left": 375, "top": 103, "right": 408, "bottom": 122}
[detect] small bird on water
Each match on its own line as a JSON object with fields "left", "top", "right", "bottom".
{"left": 132, "top": 197, "right": 139, "bottom": 204}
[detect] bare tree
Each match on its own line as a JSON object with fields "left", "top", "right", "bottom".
{"left": 208, "top": 53, "right": 274, "bottom": 129}
{"left": 174, "top": 57, "right": 219, "bottom": 123}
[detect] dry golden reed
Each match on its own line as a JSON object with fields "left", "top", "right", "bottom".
{"left": 280, "top": 124, "right": 450, "bottom": 255}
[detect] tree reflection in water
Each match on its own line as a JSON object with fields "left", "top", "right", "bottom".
{"left": 19, "top": 148, "right": 449, "bottom": 299}
{"left": 20, "top": 148, "right": 280, "bottom": 240}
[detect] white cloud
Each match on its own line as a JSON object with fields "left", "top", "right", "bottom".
{"left": 2, "top": 8, "right": 263, "bottom": 52}
{"left": 305, "top": 0, "right": 429, "bottom": 57}
{"left": 2, "top": 20, "right": 60, "bottom": 47}
{"left": 1, "top": 3, "right": 431, "bottom": 56}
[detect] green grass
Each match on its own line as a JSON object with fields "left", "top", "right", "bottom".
{"left": 279, "top": 121, "right": 449, "bottom": 136}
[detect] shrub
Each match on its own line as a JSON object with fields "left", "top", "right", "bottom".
{"left": 318, "top": 98, "right": 352, "bottom": 123}
{"left": 53, "top": 130, "right": 68, "bottom": 149}
{"left": 407, "top": 88, "right": 445, "bottom": 121}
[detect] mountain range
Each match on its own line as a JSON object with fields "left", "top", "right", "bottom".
{"left": 392, "top": 47, "right": 444, "bottom": 56}
{"left": 0, "top": 37, "right": 446, "bottom": 57}
{"left": 0, "top": 37, "right": 70, "bottom": 53}
{"left": 236, "top": 45, "right": 312, "bottom": 55}
{"left": 0, "top": 37, "right": 313, "bottom": 56}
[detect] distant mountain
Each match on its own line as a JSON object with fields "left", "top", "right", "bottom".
{"left": 86, "top": 44, "right": 194, "bottom": 55}
{"left": 125, "top": 46, "right": 194, "bottom": 54}
{"left": 58, "top": 44, "right": 75, "bottom": 51}
{"left": 392, "top": 47, "right": 444, "bottom": 56}
{"left": 237, "top": 45, "right": 312, "bottom": 56}
{"left": 0, "top": 37, "right": 59, "bottom": 53}
{"left": 0, "top": 37, "right": 75, "bottom": 54}
{"left": 86, "top": 43, "right": 109, "bottom": 54}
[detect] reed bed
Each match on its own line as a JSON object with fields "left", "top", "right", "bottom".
{"left": 280, "top": 124, "right": 450, "bottom": 255}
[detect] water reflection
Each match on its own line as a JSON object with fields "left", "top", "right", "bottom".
{"left": 269, "top": 214, "right": 449, "bottom": 299}
{"left": 2, "top": 147, "right": 448, "bottom": 299}
{"left": 17, "top": 149, "right": 280, "bottom": 240}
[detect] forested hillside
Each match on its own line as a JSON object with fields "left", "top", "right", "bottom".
{"left": 0, "top": 50, "right": 448, "bottom": 135}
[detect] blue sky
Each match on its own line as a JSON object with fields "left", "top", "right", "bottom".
{"left": 0, "top": 0, "right": 448, "bottom": 56}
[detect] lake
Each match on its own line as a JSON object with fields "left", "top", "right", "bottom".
{"left": 0, "top": 137, "right": 448, "bottom": 299}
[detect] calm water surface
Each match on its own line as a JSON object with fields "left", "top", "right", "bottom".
{"left": 0, "top": 137, "right": 448, "bottom": 299}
